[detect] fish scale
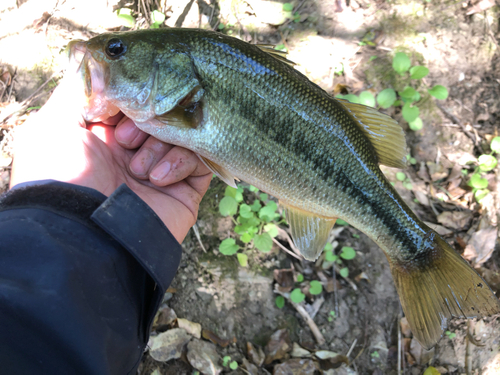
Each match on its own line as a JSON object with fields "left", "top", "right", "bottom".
{"left": 70, "top": 28, "right": 500, "bottom": 349}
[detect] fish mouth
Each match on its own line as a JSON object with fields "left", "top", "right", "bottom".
{"left": 66, "top": 39, "right": 119, "bottom": 122}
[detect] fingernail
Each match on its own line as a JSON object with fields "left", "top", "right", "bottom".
{"left": 116, "top": 119, "right": 139, "bottom": 145}
{"left": 130, "top": 149, "right": 154, "bottom": 177}
{"left": 150, "top": 161, "right": 171, "bottom": 182}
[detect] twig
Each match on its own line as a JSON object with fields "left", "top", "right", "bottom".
{"left": 292, "top": 302, "right": 326, "bottom": 345}
{"left": 277, "top": 227, "right": 302, "bottom": 257}
{"left": 465, "top": 320, "right": 472, "bottom": 375}
{"left": 398, "top": 310, "right": 402, "bottom": 375}
{"left": 334, "top": 263, "right": 358, "bottom": 291}
{"left": 436, "top": 102, "right": 477, "bottom": 146}
{"left": 192, "top": 223, "right": 207, "bottom": 252}
{"left": 272, "top": 237, "right": 302, "bottom": 260}
{"left": 306, "top": 296, "right": 324, "bottom": 319}
{"left": 275, "top": 288, "right": 325, "bottom": 345}
{"left": 333, "top": 262, "right": 339, "bottom": 317}
{"left": 346, "top": 338, "right": 357, "bottom": 358}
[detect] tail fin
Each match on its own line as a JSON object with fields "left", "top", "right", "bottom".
{"left": 390, "top": 232, "right": 500, "bottom": 350}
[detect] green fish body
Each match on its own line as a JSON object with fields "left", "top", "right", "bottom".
{"left": 69, "top": 28, "right": 500, "bottom": 349}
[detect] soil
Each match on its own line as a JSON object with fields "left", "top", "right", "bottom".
{"left": 1, "top": 0, "right": 500, "bottom": 374}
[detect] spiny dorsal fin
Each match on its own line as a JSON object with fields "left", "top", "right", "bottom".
{"left": 336, "top": 99, "right": 407, "bottom": 168}
{"left": 255, "top": 45, "right": 296, "bottom": 67}
{"left": 280, "top": 201, "right": 337, "bottom": 261}
{"left": 198, "top": 155, "right": 237, "bottom": 188}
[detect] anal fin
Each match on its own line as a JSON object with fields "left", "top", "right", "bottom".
{"left": 198, "top": 156, "right": 237, "bottom": 188}
{"left": 391, "top": 231, "right": 500, "bottom": 350}
{"left": 281, "top": 202, "right": 337, "bottom": 261}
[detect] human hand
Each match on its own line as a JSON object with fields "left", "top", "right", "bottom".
{"left": 10, "top": 74, "right": 212, "bottom": 243}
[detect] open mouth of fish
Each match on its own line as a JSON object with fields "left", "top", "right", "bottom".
{"left": 67, "top": 40, "right": 120, "bottom": 123}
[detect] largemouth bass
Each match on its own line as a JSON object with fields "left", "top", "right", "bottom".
{"left": 68, "top": 28, "right": 500, "bottom": 349}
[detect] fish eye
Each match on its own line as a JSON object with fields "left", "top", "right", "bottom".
{"left": 105, "top": 38, "right": 126, "bottom": 58}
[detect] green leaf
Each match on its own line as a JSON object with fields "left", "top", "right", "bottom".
{"left": 393, "top": 52, "right": 411, "bottom": 74}
{"left": 403, "top": 181, "right": 413, "bottom": 190}
{"left": 399, "top": 86, "right": 418, "bottom": 101}
{"left": 475, "top": 189, "right": 489, "bottom": 202}
{"left": 339, "top": 267, "right": 349, "bottom": 278}
{"left": 219, "top": 238, "right": 239, "bottom": 255}
{"left": 275, "top": 295, "right": 285, "bottom": 309}
{"left": 478, "top": 154, "right": 497, "bottom": 172}
{"left": 222, "top": 356, "right": 231, "bottom": 367}
{"left": 219, "top": 196, "right": 238, "bottom": 216}
{"left": 225, "top": 186, "right": 243, "bottom": 202}
{"left": 396, "top": 172, "right": 406, "bottom": 181}
{"left": 117, "top": 13, "right": 135, "bottom": 28}
{"left": 409, "top": 117, "right": 423, "bottom": 131}
{"left": 409, "top": 65, "right": 429, "bottom": 79}
{"left": 336, "top": 219, "right": 348, "bottom": 226}
{"left": 151, "top": 10, "right": 165, "bottom": 25}
{"left": 264, "top": 223, "right": 279, "bottom": 237}
{"left": 469, "top": 174, "right": 488, "bottom": 189}
{"left": 250, "top": 200, "right": 262, "bottom": 212}
{"left": 239, "top": 204, "right": 254, "bottom": 218}
{"left": 275, "top": 44, "right": 286, "bottom": 51}
{"left": 260, "top": 193, "right": 269, "bottom": 201}
{"left": 369, "top": 55, "right": 377, "bottom": 62}
{"left": 237, "top": 253, "right": 248, "bottom": 267}
{"left": 290, "top": 288, "right": 305, "bottom": 303}
{"left": 423, "top": 366, "right": 441, "bottom": 375}
{"left": 402, "top": 102, "right": 419, "bottom": 123}
{"left": 259, "top": 201, "right": 278, "bottom": 222}
{"left": 248, "top": 185, "right": 259, "bottom": 192}
{"left": 218, "top": 23, "right": 225, "bottom": 30}
{"left": 340, "top": 246, "right": 356, "bottom": 260}
{"left": 254, "top": 233, "right": 273, "bottom": 252}
{"left": 240, "top": 232, "right": 254, "bottom": 243}
{"left": 342, "top": 94, "right": 359, "bottom": 104}
{"left": 309, "top": 280, "right": 323, "bottom": 295}
{"left": 296, "top": 273, "right": 304, "bottom": 282}
{"left": 325, "top": 250, "right": 338, "bottom": 262}
{"left": 376, "top": 88, "right": 397, "bottom": 109}
{"left": 491, "top": 137, "right": 500, "bottom": 153}
{"left": 229, "top": 361, "right": 238, "bottom": 370}
{"left": 283, "top": 2, "right": 293, "bottom": 11}
{"left": 358, "top": 91, "right": 375, "bottom": 107}
{"left": 324, "top": 242, "right": 333, "bottom": 251}
{"left": 428, "top": 85, "right": 448, "bottom": 100}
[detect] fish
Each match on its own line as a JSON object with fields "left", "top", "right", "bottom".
{"left": 67, "top": 28, "right": 500, "bottom": 349}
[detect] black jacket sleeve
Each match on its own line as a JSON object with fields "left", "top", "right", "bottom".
{"left": 0, "top": 180, "right": 182, "bottom": 375}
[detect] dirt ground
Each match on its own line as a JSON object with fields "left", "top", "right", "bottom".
{"left": 1, "top": 0, "right": 500, "bottom": 374}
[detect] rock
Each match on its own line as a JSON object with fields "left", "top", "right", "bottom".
{"left": 149, "top": 328, "right": 191, "bottom": 362}
{"left": 178, "top": 318, "right": 202, "bottom": 339}
{"left": 242, "top": 357, "right": 259, "bottom": 375}
{"left": 273, "top": 358, "right": 317, "bottom": 375}
{"left": 186, "top": 338, "right": 222, "bottom": 375}
{"left": 315, "top": 350, "right": 340, "bottom": 360}
{"left": 153, "top": 305, "right": 177, "bottom": 331}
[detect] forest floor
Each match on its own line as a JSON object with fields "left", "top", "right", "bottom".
{"left": 1, "top": 0, "right": 500, "bottom": 374}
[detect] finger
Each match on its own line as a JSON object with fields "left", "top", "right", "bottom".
{"left": 153, "top": 180, "right": 205, "bottom": 222}
{"left": 149, "top": 146, "right": 211, "bottom": 187}
{"left": 115, "top": 117, "right": 149, "bottom": 149}
{"left": 129, "top": 136, "right": 173, "bottom": 179}
{"left": 101, "top": 111, "right": 124, "bottom": 125}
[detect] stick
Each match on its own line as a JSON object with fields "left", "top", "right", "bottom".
{"left": 292, "top": 301, "right": 326, "bottom": 345}
{"left": 191, "top": 223, "right": 207, "bottom": 252}
{"left": 436, "top": 102, "right": 477, "bottom": 146}
{"left": 272, "top": 237, "right": 302, "bottom": 260}
{"left": 346, "top": 338, "right": 357, "bottom": 358}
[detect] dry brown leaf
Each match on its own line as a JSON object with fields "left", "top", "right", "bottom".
{"left": 247, "top": 341, "right": 265, "bottom": 367}
{"left": 273, "top": 268, "right": 295, "bottom": 293}
{"left": 273, "top": 358, "right": 318, "bottom": 375}
{"left": 467, "top": 226, "right": 498, "bottom": 265}
{"left": 400, "top": 317, "right": 412, "bottom": 338}
{"left": 265, "top": 329, "right": 292, "bottom": 364}
{"left": 202, "top": 329, "right": 235, "bottom": 348}
{"left": 177, "top": 318, "right": 201, "bottom": 339}
{"left": 436, "top": 210, "right": 473, "bottom": 230}
{"left": 466, "top": 0, "right": 495, "bottom": 15}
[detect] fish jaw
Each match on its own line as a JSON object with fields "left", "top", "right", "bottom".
{"left": 67, "top": 39, "right": 119, "bottom": 122}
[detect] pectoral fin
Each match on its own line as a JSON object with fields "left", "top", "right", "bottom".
{"left": 281, "top": 202, "right": 337, "bottom": 261}
{"left": 154, "top": 86, "right": 204, "bottom": 129}
{"left": 198, "top": 156, "right": 237, "bottom": 188}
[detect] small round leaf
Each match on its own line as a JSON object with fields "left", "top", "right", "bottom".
{"left": 290, "top": 288, "right": 305, "bottom": 303}
{"left": 237, "top": 253, "right": 248, "bottom": 267}
{"left": 402, "top": 102, "right": 419, "bottom": 123}
{"left": 324, "top": 242, "right": 333, "bottom": 251}
{"left": 309, "top": 280, "right": 323, "bottom": 295}
{"left": 409, "top": 65, "right": 429, "bottom": 79}
{"left": 358, "top": 91, "right": 376, "bottom": 107}
{"left": 296, "top": 273, "right": 304, "bottom": 282}
{"left": 428, "top": 85, "right": 448, "bottom": 100}
{"left": 478, "top": 154, "right": 497, "bottom": 172}
{"left": 219, "top": 238, "right": 239, "bottom": 255}
{"left": 264, "top": 223, "right": 279, "bottom": 237}
{"left": 399, "top": 86, "right": 418, "bottom": 101}
{"left": 475, "top": 189, "right": 489, "bottom": 202}
{"left": 343, "top": 94, "right": 359, "bottom": 104}
{"left": 396, "top": 172, "right": 406, "bottom": 181}
{"left": 219, "top": 196, "right": 238, "bottom": 216}
{"left": 469, "top": 174, "right": 488, "bottom": 189}
{"left": 254, "top": 233, "right": 273, "bottom": 252}
{"left": 325, "top": 250, "right": 338, "bottom": 262}
{"left": 282, "top": 2, "right": 293, "bottom": 11}
{"left": 491, "top": 137, "right": 500, "bottom": 153}
{"left": 339, "top": 267, "right": 349, "bottom": 278}
{"left": 393, "top": 52, "right": 411, "bottom": 74}
{"left": 239, "top": 204, "right": 254, "bottom": 218}
{"left": 275, "top": 295, "right": 285, "bottom": 309}
{"left": 408, "top": 117, "right": 423, "bottom": 131}
{"left": 229, "top": 361, "right": 238, "bottom": 370}
{"left": 376, "top": 88, "right": 397, "bottom": 109}
{"left": 340, "top": 246, "right": 356, "bottom": 260}
{"left": 151, "top": 10, "right": 166, "bottom": 25}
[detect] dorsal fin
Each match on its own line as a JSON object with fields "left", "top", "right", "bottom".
{"left": 336, "top": 99, "right": 407, "bottom": 169}
{"left": 255, "top": 45, "right": 296, "bottom": 67}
